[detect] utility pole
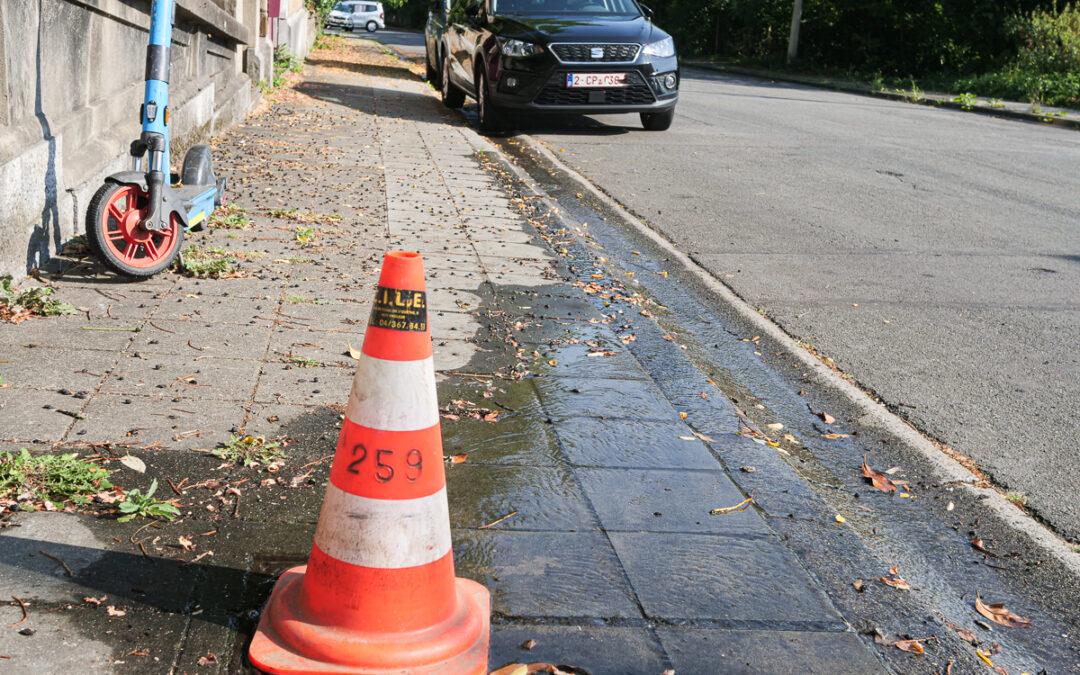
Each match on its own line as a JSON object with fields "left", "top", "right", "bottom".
{"left": 787, "top": 0, "right": 803, "bottom": 64}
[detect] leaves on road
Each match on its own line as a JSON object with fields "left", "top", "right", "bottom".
{"left": 862, "top": 455, "right": 898, "bottom": 493}
{"left": 975, "top": 594, "right": 1031, "bottom": 628}
{"left": 880, "top": 566, "right": 912, "bottom": 590}
{"left": 118, "top": 455, "right": 146, "bottom": 474}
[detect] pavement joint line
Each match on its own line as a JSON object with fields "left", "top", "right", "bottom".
{"left": 506, "top": 126, "right": 1080, "bottom": 580}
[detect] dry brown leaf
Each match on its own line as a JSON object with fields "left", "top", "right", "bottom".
{"left": 83, "top": 596, "right": 106, "bottom": 606}
{"left": 852, "top": 579, "right": 865, "bottom": 592}
{"left": 975, "top": 594, "right": 1031, "bottom": 628}
{"left": 822, "top": 432, "right": 849, "bottom": 440}
{"left": 178, "top": 535, "right": 195, "bottom": 552}
{"left": 949, "top": 623, "right": 978, "bottom": 645}
{"left": 862, "top": 455, "right": 898, "bottom": 493}
{"left": 818, "top": 411, "right": 836, "bottom": 424}
{"left": 197, "top": 652, "right": 219, "bottom": 667}
{"left": 880, "top": 566, "right": 912, "bottom": 590}
{"left": 892, "top": 638, "right": 926, "bottom": 654}
{"left": 106, "top": 605, "right": 126, "bottom": 617}
{"left": 520, "top": 638, "right": 537, "bottom": 651}
{"left": 449, "top": 454, "right": 468, "bottom": 464}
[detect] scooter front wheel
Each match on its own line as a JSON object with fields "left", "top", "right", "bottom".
{"left": 86, "top": 182, "right": 184, "bottom": 277}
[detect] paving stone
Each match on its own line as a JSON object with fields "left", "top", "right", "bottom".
{"left": 552, "top": 417, "right": 719, "bottom": 469}
{"left": 254, "top": 362, "right": 355, "bottom": 406}
{"left": 433, "top": 338, "right": 477, "bottom": 372}
{"left": 610, "top": 532, "right": 841, "bottom": 626}
{"left": 535, "top": 376, "right": 676, "bottom": 422}
{"left": 66, "top": 393, "right": 243, "bottom": 451}
{"left": 1, "top": 346, "right": 116, "bottom": 392}
{"left": 657, "top": 628, "right": 886, "bottom": 674}
{"left": 448, "top": 464, "right": 598, "bottom": 532}
{"left": 0, "top": 316, "right": 141, "bottom": 351}
{"left": 0, "top": 388, "right": 81, "bottom": 442}
{"left": 578, "top": 468, "right": 770, "bottom": 536}
{"left": 131, "top": 319, "right": 272, "bottom": 359}
{"left": 489, "top": 625, "right": 669, "bottom": 675}
{"left": 153, "top": 294, "right": 277, "bottom": 326}
{"left": 454, "top": 530, "right": 640, "bottom": 620}
{"left": 101, "top": 354, "right": 262, "bottom": 402}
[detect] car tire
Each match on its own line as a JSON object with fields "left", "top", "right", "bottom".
{"left": 640, "top": 109, "right": 675, "bottom": 131}
{"left": 366, "top": 21, "right": 378, "bottom": 32}
{"left": 426, "top": 52, "right": 440, "bottom": 86}
{"left": 477, "top": 69, "right": 507, "bottom": 134}
{"left": 441, "top": 56, "right": 465, "bottom": 109}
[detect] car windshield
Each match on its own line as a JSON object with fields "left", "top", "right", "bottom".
{"left": 494, "top": 0, "right": 641, "bottom": 16}
{"left": 333, "top": 2, "right": 349, "bottom": 11}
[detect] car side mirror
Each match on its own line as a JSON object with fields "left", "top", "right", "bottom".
{"left": 639, "top": 3, "right": 653, "bottom": 18}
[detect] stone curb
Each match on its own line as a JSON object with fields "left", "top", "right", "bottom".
{"left": 506, "top": 129, "right": 1080, "bottom": 582}
{"left": 684, "top": 61, "right": 1080, "bottom": 132}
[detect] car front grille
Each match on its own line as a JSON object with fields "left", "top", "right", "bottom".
{"left": 533, "top": 72, "right": 656, "bottom": 106}
{"left": 549, "top": 43, "right": 641, "bottom": 63}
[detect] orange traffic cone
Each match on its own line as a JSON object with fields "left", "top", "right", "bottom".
{"left": 249, "top": 251, "right": 490, "bottom": 674}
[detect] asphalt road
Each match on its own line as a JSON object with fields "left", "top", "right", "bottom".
{"left": 516, "top": 70, "right": 1080, "bottom": 541}
{"left": 362, "top": 31, "right": 1080, "bottom": 541}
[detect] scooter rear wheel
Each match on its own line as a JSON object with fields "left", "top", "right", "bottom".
{"left": 86, "top": 183, "right": 183, "bottom": 277}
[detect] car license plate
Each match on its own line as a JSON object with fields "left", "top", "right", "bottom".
{"left": 566, "top": 73, "right": 627, "bottom": 88}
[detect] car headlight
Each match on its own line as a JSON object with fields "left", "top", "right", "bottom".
{"left": 501, "top": 39, "right": 542, "bottom": 58}
{"left": 643, "top": 37, "right": 675, "bottom": 58}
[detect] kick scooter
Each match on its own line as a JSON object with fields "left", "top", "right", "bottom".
{"left": 86, "top": 0, "right": 225, "bottom": 277}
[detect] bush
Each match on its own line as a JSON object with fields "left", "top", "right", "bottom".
{"left": 1012, "top": 2, "right": 1080, "bottom": 75}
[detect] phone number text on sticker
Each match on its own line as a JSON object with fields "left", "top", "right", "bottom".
{"left": 566, "top": 73, "right": 628, "bottom": 88}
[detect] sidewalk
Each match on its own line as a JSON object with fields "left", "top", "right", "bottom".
{"left": 0, "top": 40, "right": 884, "bottom": 673}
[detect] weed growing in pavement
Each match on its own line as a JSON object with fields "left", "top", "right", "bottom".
{"left": 313, "top": 33, "right": 343, "bottom": 51}
{"left": 175, "top": 245, "right": 241, "bottom": 278}
{"left": 62, "top": 234, "right": 92, "bottom": 255}
{"left": 0, "top": 276, "right": 77, "bottom": 323}
{"left": 953, "top": 92, "right": 978, "bottom": 109}
{"left": 212, "top": 435, "right": 286, "bottom": 468}
{"left": 284, "top": 294, "right": 326, "bottom": 305}
{"left": 285, "top": 355, "right": 321, "bottom": 368}
{"left": 294, "top": 226, "right": 318, "bottom": 247}
{"left": 988, "top": 98, "right": 1005, "bottom": 108}
{"left": 209, "top": 204, "right": 251, "bottom": 229}
{"left": 0, "top": 449, "right": 113, "bottom": 510}
{"left": 1006, "top": 491, "right": 1028, "bottom": 507}
{"left": 117, "top": 479, "right": 180, "bottom": 522}
{"left": 272, "top": 46, "right": 303, "bottom": 88}
{"left": 894, "top": 79, "right": 924, "bottom": 103}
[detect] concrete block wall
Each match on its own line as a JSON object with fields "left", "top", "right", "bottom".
{"left": 0, "top": 0, "right": 275, "bottom": 278}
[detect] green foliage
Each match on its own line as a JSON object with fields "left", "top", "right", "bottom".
{"left": 175, "top": 245, "right": 240, "bottom": 278}
{"left": 952, "top": 92, "right": 978, "bottom": 109}
{"left": 212, "top": 435, "right": 286, "bottom": 468}
{"left": 294, "top": 226, "right": 318, "bottom": 247}
{"left": 313, "top": 32, "right": 343, "bottom": 51}
{"left": 209, "top": 204, "right": 251, "bottom": 230}
{"left": 117, "top": 479, "right": 181, "bottom": 522}
{"left": 954, "top": 66, "right": 1080, "bottom": 108}
{"left": 1012, "top": 2, "right": 1080, "bottom": 75}
{"left": 0, "top": 449, "right": 113, "bottom": 508}
{"left": 0, "top": 276, "right": 77, "bottom": 321}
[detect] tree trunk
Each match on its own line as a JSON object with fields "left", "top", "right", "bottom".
{"left": 787, "top": 0, "right": 803, "bottom": 64}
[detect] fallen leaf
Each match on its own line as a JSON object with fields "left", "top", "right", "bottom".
{"left": 862, "top": 455, "right": 898, "bottom": 493}
{"left": 880, "top": 566, "right": 912, "bottom": 590}
{"left": 106, "top": 606, "right": 126, "bottom": 617}
{"left": 949, "top": 623, "right": 978, "bottom": 645}
{"left": 197, "top": 652, "right": 219, "bottom": 666}
{"left": 692, "top": 431, "right": 715, "bottom": 442}
{"left": 678, "top": 412, "right": 688, "bottom": 420}
{"left": 83, "top": 596, "right": 106, "bottom": 606}
{"left": 852, "top": 579, "right": 865, "bottom": 592}
{"left": 975, "top": 594, "right": 1031, "bottom": 628}
{"left": 347, "top": 344, "right": 362, "bottom": 359}
{"left": 975, "top": 649, "right": 994, "bottom": 667}
{"left": 127, "top": 648, "right": 150, "bottom": 657}
{"left": 765, "top": 422, "right": 784, "bottom": 431}
{"left": 520, "top": 638, "right": 537, "bottom": 651}
{"left": 818, "top": 411, "right": 836, "bottom": 424}
{"left": 118, "top": 455, "right": 146, "bottom": 474}
{"left": 893, "top": 638, "right": 926, "bottom": 654}
{"left": 971, "top": 537, "right": 989, "bottom": 553}
{"left": 449, "top": 454, "right": 469, "bottom": 464}
{"left": 709, "top": 496, "right": 753, "bottom": 515}
{"left": 178, "top": 536, "right": 195, "bottom": 552}
{"left": 835, "top": 514, "right": 847, "bottom": 524}
{"left": 822, "top": 432, "right": 849, "bottom": 440}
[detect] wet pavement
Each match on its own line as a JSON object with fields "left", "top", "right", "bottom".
{"left": 1, "top": 37, "right": 1078, "bottom": 675}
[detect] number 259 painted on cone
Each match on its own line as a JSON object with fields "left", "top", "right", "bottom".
{"left": 347, "top": 443, "right": 423, "bottom": 483}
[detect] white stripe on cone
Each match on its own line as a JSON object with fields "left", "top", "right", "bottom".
{"left": 346, "top": 355, "right": 439, "bottom": 432}
{"left": 313, "top": 483, "right": 453, "bottom": 569}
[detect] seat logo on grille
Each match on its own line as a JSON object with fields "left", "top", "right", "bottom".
{"left": 590, "top": 47, "right": 605, "bottom": 59}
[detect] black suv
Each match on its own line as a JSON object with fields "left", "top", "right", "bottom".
{"left": 425, "top": 0, "right": 678, "bottom": 131}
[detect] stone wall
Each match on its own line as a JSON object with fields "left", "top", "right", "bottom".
{"left": 0, "top": 0, "right": 278, "bottom": 278}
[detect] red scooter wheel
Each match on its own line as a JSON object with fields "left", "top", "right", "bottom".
{"left": 86, "top": 183, "right": 183, "bottom": 277}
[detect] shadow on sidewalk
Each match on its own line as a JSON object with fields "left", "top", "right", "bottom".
{"left": 1, "top": 537, "right": 272, "bottom": 628}
{"left": 307, "top": 56, "right": 421, "bottom": 83}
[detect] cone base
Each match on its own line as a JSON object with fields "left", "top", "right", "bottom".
{"left": 248, "top": 566, "right": 490, "bottom": 675}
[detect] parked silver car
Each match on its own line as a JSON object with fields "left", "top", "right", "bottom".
{"left": 345, "top": 2, "right": 386, "bottom": 32}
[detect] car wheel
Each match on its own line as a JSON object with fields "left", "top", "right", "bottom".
{"left": 640, "top": 109, "right": 675, "bottom": 131}
{"left": 441, "top": 56, "right": 465, "bottom": 109}
{"left": 425, "top": 52, "right": 440, "bottom": 86}
{"left": 477, "top": 69, "right": 506, "bottom": 134}
{"left": 366, "top": 20, "right": 378, "bottom": 32}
